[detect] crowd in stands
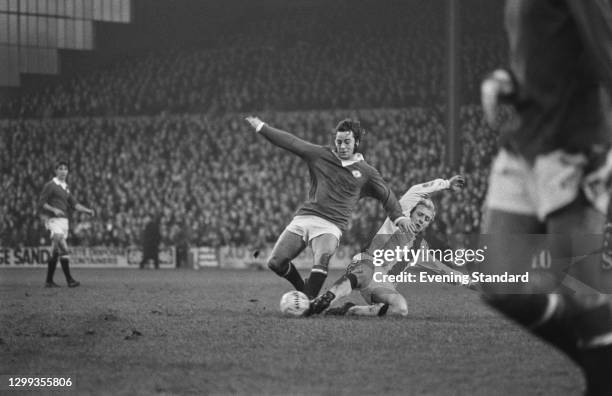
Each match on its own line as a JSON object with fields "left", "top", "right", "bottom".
{"left": 0, "top": 0, "right": 508, "bottom": 251}
{"left": 0, "top": 0, "right": 505, "bottom": 119}
{"left": 0, "top": 106, "right": 498, "bottom": 251}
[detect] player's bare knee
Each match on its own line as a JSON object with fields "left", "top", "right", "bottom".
{"left": 50, "top": 235, "right": 67, "bottom": 254}
{"left": 394, "top": 302, "right": 409, "bottom": 317}
{"left": 388, "top": 296, "right": 408, "bottom": 316}
{"left": 267, "top": 255, "right": 289, "bottom": 275}
{"left": 314, "top": 252, "right": 333, "bottom": 271}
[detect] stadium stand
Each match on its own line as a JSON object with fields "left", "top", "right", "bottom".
{"left": 0, "top": 0, "right": 506, "bottom": 251}
{"left": 0, "top": 106, "right": 498, "bottom": 250}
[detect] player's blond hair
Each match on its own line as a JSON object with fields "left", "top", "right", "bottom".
{"left": 410, "top": 198, "right": 436, "bottom": 220}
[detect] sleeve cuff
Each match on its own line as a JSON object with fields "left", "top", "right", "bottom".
{"left": 255, "top": 122, "right": 265, "bottom": 133}
{"left": 442, "top": 179, "right": 451, "bottom": 189}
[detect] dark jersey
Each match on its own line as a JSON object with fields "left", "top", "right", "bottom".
{"left": 39, "top": 179, "right": 77, "bottom": 218}
{"left": 259, "top": 124, "right": 404, "bottom": 232}
{"left": 501, "top": 0, "right": 612, "bottom": 160}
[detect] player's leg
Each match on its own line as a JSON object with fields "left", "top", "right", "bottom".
{"left": 54, "top": 219, "right": 78, "bottom": 287}
{"left": 341, "top": 289, "right": 407, "bottom": 317}
{"left": 480, "top": 207, "right": 585, "bottom": 360}
{"left": 153, "top": 251, "right": 160, "bottom": 270}
{"left": 267, "top": 229, "right": 307, "bottom": 292}
{"left": 548, "top": 198, "right": 612, "bottom": 395}
{"left": 304, "top": 233, "right": 339, "bottom": 298}
{"left": 477, "top": 149, "right": 581, "bottom": 357}
{"left": 45, "top": 219, "right": 69, "bottom": 287}
{"left": 58, "top": 239, "right": 79, "bottom": 287}
{"left": 481, "top": 201, "right": 611, "bottom": 369}
{"left": 45, "top": 232, "right": 61, "bottom": 287}
{"left": 548, "top": 196, "right": 607, "bottom": 292}
{"left": 56, "top": 237, "right": 69, "bottom": 256}
{"left": 309, "top": 253, "right": 374, "bottom": 315}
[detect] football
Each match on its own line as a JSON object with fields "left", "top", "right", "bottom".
{"left": 279, "top": 291, "right": 310, "bottom": 316}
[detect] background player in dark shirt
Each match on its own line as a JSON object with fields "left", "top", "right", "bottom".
{"left": 39, "top": 160, "right": 95, "bottom": 287}
{"left": 245, "top": 116, "right": 413, "bottom": 299}
{"left": 139, "top": 213, "right": 161, "bottom": 269}
{"left": 480, "top": 0, "right": 612, "bottom": 394}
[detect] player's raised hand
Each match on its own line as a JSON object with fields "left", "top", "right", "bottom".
{"left": 54, "top": 208, "right": 65, "bottom": 217}
{"left": 481, "top": 69, "right": 515, "bottom": 128}
{"left": 449, "top": 175, "right": 465, "bottom": 192}
{"left": 245, "top": 116, "right": 265, "bottom": 132}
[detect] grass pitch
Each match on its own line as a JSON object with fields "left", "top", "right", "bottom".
{"left": 1, "top": 268, "right": 582, "bottom": 395}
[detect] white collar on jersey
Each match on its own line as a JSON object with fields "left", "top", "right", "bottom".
{"left": 336, "top": 152, "right": 364, "bottom": 167}
{"left": 52, "top": 177, "right": 68, "bottom": 191}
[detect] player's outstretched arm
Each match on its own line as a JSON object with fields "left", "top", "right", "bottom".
{"left": 566, "top": 0, "right": 612, "bottom": 95}
{"left": 481, "top": 69, "right": 516, "bottom": 129}
{"left": 400, "top": 175, "right": 465, "bottom": 204}
{"left": 245, "top": 116, "right": 319, "bottom": 158}
{"left": 448, "top": 175, "right": 465, "bottom": 192}
{"left": 362, "top": 171, "right": 412, "bottom": 233}
{"left": 75, "top": 203, "right": 95, "bottom": 216}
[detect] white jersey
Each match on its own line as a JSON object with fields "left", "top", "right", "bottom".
{"left": 375, "top": 178, "right": 450, "bottom": 236}
{"left": 364, "top": 178, "right": 450, "bottom": 275}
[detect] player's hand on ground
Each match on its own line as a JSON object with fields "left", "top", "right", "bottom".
{"left": 481, "top": 69, "right": 514, "bottom": 128}
{"left": 449, "top": 175, "right": 465, "bottom": 192}
{"left": 245, "top": 116, "right": 265, "bottom": 132}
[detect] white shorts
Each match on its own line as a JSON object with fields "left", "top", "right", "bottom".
{"left": 45, "top": 217, "right": 69, "bottom": 238}
{"left": 344, "top": 253, "right": 398, "bottom": 304}
{"left": 484, "top": 149, "right": 586, "bottom": 221}
{"left": 285, "top": 215, "right": 342, "bottom": 244}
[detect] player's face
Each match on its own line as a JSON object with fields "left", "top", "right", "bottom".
{"left": 335, "top": 131, "right": 356, "bottom": 159}
{"left": 410, "top": 204, "right": 434, "bottom": 233}
{"left": 55, "top": 164, "right": 68, "bottom": 181}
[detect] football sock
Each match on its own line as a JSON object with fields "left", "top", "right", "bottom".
{"left": 580, "top": 344, "right": 612, "bottom": 396}
{"left": 483, "top": 293, "right": 580, "bottom": 360}
{"left": 529, "top": 294, "right": 581, "bottom": 363}
{"left": 485, "top": 293, "right": 612, "bottom": 364}
{"left": 377, "top": 303, "right": 390, "bottom": 317}
{"left": 46, "top": 253, "right": 59, "bottom": 283}
{"left": 567, "top": 296, "right": 612, "bottom": 349}
{"left": 60, "top": 257, "right": 74, "bottom": 282}
{"left": 347, "top": 273, "right": 358, "bottom": 289}
{"left": 283, "top": 262, "right": 305, "bottom": 292}
{"left": 304, "top": 271, "right": 327, "bottom": 299}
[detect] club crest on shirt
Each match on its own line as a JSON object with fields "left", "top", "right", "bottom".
{"left": 351, "top": 170, "right": 362, "bottom": 178}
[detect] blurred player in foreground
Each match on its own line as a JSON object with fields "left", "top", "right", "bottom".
{"left": 245, "top": 116, "right": 413, "bottom": 298}
{"left": 308, "top": 176, "right": 465, "bottom": 316}
{"left": 480, "top": 0, "right": 612, "bottom": 394}
{"left": 39, "top": 160, "right": 95, "bottom": 288}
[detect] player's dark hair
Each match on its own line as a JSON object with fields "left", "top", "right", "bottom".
{"left": 334, "top": 118, "right": 365, "bottom": 152}
{"left": 55, "top": 160, "right": 69, "bottom": 170}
